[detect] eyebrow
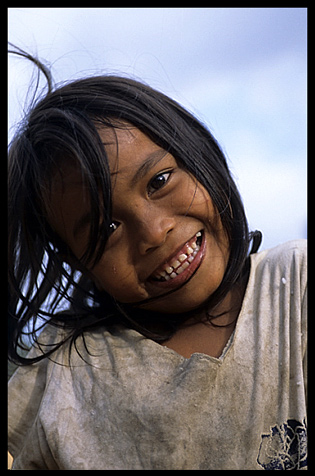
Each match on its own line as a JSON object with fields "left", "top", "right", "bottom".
{"left": 129, "top": 149, "right": 169, "bottom": 187}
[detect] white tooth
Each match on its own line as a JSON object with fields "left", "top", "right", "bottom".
{"left": 186, "top": 246, "right": 193, "bottom": 255}
{"left": 191, "top": 241, "right": 197, "bottom": 249}
{"left": 196, "top": 231, "right": 202, "bottom": 237}
{"left": 170, "top": 272, "right": 177, "bottom": 279}
{"left": 177, "top": 261, "right": 190, "bottom": 275}
{"left": 165, "top": 266, "right": 173, "bottom": 274}
{"left": 188, "top": 255, "right": 194, "bottom": 263}
{"left": 164, "top": 275, "right": 171, "bottom": 281}
{"left": 193, "top": 245, "right": 200, "bottom": 254}
{"left": 159, "top": 270, "right": 167, "bottom": 278}
{"left": 170, "top": 259, "right": 181, "bottom": 269}
{"left": 178, "top": 253, "right": 187, "bottom": 262}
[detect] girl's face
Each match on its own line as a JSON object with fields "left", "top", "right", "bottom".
{"left": 48, "top": 125, "right": 230, "bottom": 314}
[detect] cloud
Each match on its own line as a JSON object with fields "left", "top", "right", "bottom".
{"left": 170, "top": 49, "right": 307, "bottom": 250}
{"left": 8, "top": 8, "right": 307, "bottom": 248}
{"left": 226, "top": 128, "right": 307, "bottom": 249}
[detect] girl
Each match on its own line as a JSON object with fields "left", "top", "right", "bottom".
{"left": 8, "top": 48, "right": 307, "bottom": 470}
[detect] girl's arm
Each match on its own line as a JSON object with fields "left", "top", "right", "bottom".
{"left": 8, "top": 451, "right": 13, "bottom": 469}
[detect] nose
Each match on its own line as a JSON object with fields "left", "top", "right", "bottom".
{"left": 136, "top": 213, "right": 175, "bottom": 255}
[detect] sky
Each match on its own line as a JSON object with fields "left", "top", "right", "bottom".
{"left": 8, "top": 7, "right": 307, "bottom": 250}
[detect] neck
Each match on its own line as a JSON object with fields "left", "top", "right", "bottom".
{"left": 160, "top": 270, "right": 249, "bottom": 359}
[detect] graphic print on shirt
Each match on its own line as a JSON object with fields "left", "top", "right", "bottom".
{"left": 257, "top": 419, "right": 307, "bottom": 470}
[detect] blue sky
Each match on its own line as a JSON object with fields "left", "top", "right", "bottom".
{"left": 8, "top": 8, "right": 307, "bottom": 250}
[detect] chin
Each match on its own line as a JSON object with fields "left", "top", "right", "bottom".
{"left": 138, "top": 285, "right": 213, "bottom": 315}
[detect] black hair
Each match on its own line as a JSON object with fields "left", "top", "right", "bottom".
{"left": 8, "top": 46, "right": 262, "bottom": 365}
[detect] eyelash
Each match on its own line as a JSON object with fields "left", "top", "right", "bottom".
{"left": 108, "top": 170, "right": 173, "bottom": 234}
{"left": 147, "top": 170, "right": 173, "bottom": 196}
{"left": 109, "top": 222, "right": 119, "bottom": 233}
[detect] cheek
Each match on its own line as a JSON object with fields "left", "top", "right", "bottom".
{"left": 178, "top": 175, "right": 217, "bottom": 221}
{"left": 90, "top": 255, "right": 146, "bottom": 303}
{"left": 194, "top": 185, "right": 218, "bottom": 221}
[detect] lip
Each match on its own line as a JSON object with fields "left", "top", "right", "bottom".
{"left": 147, "top": 230, "right": 206, "bottom": 291}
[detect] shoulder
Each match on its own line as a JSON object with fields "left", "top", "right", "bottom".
{"left": 254, "top": 238, "right": 306, "bottom": 262}
{"left": 264, "top": 239, "right": 306, "bottom": 262}
{"left": 247, "top": 239, "right": 307, "bottom": 325}
{"left": 251, "top": 239, "right": 307, "bottom": 285}
{"left": 247, "top": 239, "right": 307, "bottom": 345}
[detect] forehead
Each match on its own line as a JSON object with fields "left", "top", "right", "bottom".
{"left": 98, "top": 125, "right": 164, "bottom": 175}
{"left": 49, "top": 124, "right": 158, "bottom": 186}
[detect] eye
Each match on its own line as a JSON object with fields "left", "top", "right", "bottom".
{"left": 147, "top": 171, "right": 172, "bottom": 196}
{"left": 109, "top": 221, "right": 120, "bottom": 234}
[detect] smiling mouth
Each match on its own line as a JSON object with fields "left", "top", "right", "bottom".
{"left": 148, "top": 230, "right": 205, "bottom": 288}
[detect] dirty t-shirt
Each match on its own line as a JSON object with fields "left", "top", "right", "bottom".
{"left": 8, "top": 240, "right": 307, "bottom": 470}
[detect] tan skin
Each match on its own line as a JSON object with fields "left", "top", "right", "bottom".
{"left": 47, "top": 125, "right": 246, "bottom": 359}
